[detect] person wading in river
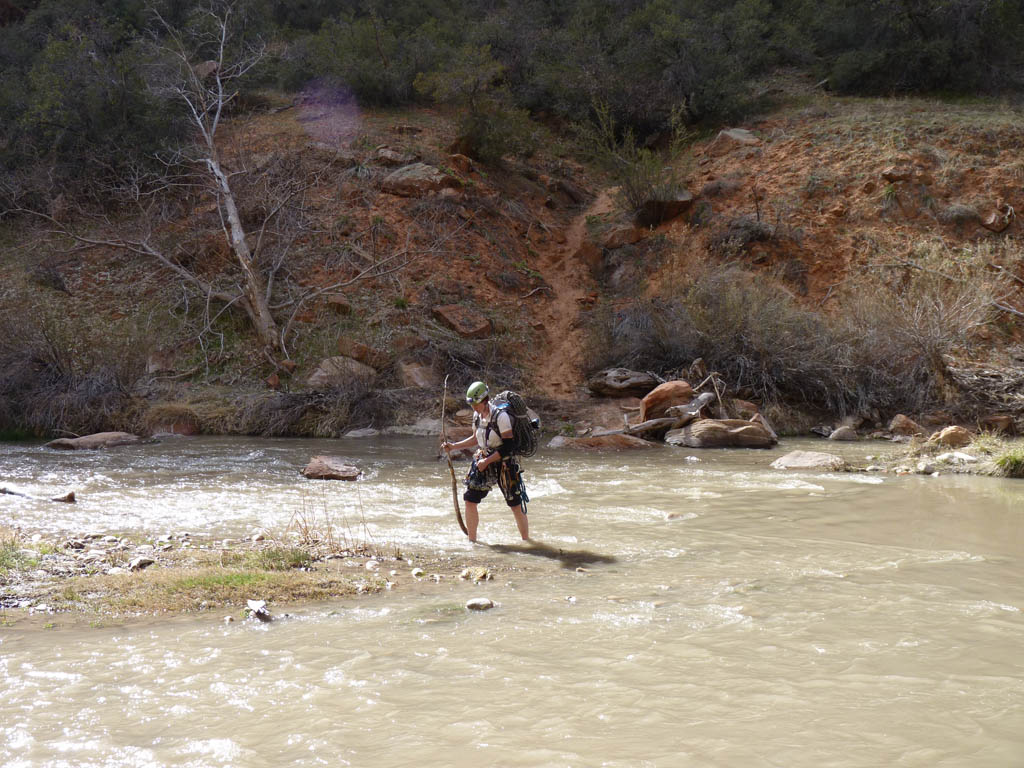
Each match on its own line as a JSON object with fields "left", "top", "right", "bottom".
{"left": 441, "top": 381, "right": 529, "bottom": 542}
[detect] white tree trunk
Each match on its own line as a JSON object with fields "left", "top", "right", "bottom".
{"left": 207, "top": 151, "right": 279, "bottom": 349}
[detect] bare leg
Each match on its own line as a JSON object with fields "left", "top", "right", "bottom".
{"left": 510, "top": 504, "right": 529, "bottom": 540}
{"left": 464, "top": 501, "right": 479, "bottom": 542}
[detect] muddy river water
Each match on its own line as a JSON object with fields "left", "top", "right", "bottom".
{"left": 1, "top": 436, "right": 1022, "bottom": 767}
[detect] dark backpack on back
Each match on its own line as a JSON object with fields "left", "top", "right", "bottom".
{"left": 488, "top": 390, "right": 540, "bottom": 457}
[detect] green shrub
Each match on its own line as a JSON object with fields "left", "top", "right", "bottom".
{"left": 994, "top": 445, "right": 1024, "bottom": 478}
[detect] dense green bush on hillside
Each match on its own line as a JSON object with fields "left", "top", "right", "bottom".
{"left": 2, "top": 0, "right": 1022, "bottom": 208}
{"left": 802, "top": 0, "right": 1024, "bottom": 94}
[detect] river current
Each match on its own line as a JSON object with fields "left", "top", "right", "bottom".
{"left": 1, "top": 436, "right": 1022, "bottom": 767}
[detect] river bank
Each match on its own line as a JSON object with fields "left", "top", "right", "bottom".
{"left": 2, "top": 428, "right": 1021, "bottom": 630}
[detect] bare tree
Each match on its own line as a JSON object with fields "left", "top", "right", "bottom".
{"left": 1, "top": 1, "right": 468, "bottom": 362}
{"left": 150, "top": 1, "right": 280, "bottom": 348}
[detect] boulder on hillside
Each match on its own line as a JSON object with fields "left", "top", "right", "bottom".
{"left": 981, "top": 202, "right": 1015, "bottom": 233}
{"left": 397, "top": 361, "right": 440, "bottom": 389}
{"left": 375, "top": 146, "right": 418, "bottom": 166}
{"left": 587, "top": 368, "right": 661, "bottom": 397}
{"left": 306, "top": 356, "right": 376, "bottom": 389}
{"left": 573, "top": 240, "right": 603, "bottom": 276}
{"left": 382, "top": 163, "right": 459, "bottom": 197}
{"left": 547, "top": 434, "right": 656, "bottom": 450}
{"left": 336, "top": 337, "right": 387, "bottom": 369}
{"left": 302, "top": 455, "right": 361, "bottom": 481}
{"left": 326, "top": 294, "right": 352, "bottom": 315}
{"left": 45, "top": 432, "right": 142, "bottom": 451}
{"left": 889, "top": 414, "right": 926, "bottom": 437}
{"left": 930, "top": 425, "right": 972, "bottom": 448}
{"left": 640, "top": 380, "right": 695, "bottom": 422}
{"left": 979, "top": 413, "right": 1016, "bottom": 434}
{"left": 602, "top": 225, "right": 648, "bottom": 249}
{"left": 770, "top": 450, "right": 846, "bottom": 471}
{"left": 635, "top": 190, "right": 695, "bottom": 226}
{"left": 708, "top": 128, "right": 761, "bottom": 155}
{"left": 666, "top": 419, "right": 776, "bottom": 449}
{"left": 432, "top": 304, "right": 491, "bottom": 339}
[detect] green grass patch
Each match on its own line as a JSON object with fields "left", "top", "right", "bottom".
{"left": 994, "top": 445, "right": 1024, "bottom": 478}
{"left": 0, "top": 538, "right": 35, "bottom": 574}
{"left": 170, "top": 571, "right": 275, "bottom": 591}
{"left": 244, "top": 547, "right": 313, "bottom": 571}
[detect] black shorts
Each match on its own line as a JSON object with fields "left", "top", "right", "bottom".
{"left": 463, "top": 486, "right": 523, "bottom": 508}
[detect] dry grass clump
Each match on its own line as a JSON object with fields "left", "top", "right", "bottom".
{"left": 0, "top": 293, "right": 151, "bottom": 437}
{"left": 584, "top": 239, "right": 1011, "bottom": 419}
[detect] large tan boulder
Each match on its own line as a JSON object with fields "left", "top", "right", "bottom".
{"left": 433, "top": 304, "right": 492, "bottom": 339}
{"left": 930, "top": 425, "right": 972, "bottom": 448}
{"left": 979, "top": 413, "right": 1016, "bottom": 434}
{"left": 640, "top": 380, "right": 695, "bottom": 422}
{"left": 889, "top": 414, "right": 926, "bottom": 437}
{"left": 708, "top": 128, "right": 761, "bottom": 155}
{"left": 45, "top": 432, "right": 142, "bottom": 450}
{"left": 306, "top": 356, "right": 376, "bottom": 389}
{"left": 381, "top": 163, "right": 459, "bottom": 197}
{"left": 336, "top": 337, "right": 387, "bottom": 369}
{"left": 301, "top": 456, "right": 361, "bottom": 480}
{"left": 828, "top": 426, "right": 859, "bottom": 441}
{"left": 397, "top": 361, "right": 440, "bottom": 389}
{"left": 547, "top": 434, "right": 655, "bottom": 450}
{"left": 771, "top": 450, "right": 846, "bottom": 471}
{"left": 667, "top": 419, "right": 776, "bottom": 449}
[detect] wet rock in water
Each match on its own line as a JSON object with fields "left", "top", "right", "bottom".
{"left": 343, "top": 427, "right": 380, "bottom": 439}
{"left": 465, "top": 597, "right": 495, "bottom": 611}
{"left": 365, "top": 560, "right": 380, "bottom": 571}
{"left": 828, "top": 426, "right": 859, "bottom": 441}
{"left": 460, "top": 567, "right": 492, "bottom": 582}
{"left": 770, "top": 450, "right": 846, "bottom": 471}
{"left": 586, "top": 368, "right": 661, "bottom": 398}
{"left": 411, "top": 567, "right": 425, "bottom": 578}
{"left": 44, "top": 432, "right": 142, "bottom": 450}
{"left": 547, "top": 434, "right": 655, "bottom": 450}
{"left": 246, "top": 600, "right": 272, "bottom": 622}
{"left": 668, "top": 419, "right": 776, "bottom": 449}
{"left": 382, "top": 417, "right": 443, "bottom": 436}
{"left": 301, "top": 455, "right": 362, "bottom": 481}
{"left": 916, "top": 461, "right": 937, "bottom": 475}
{"left": 936, "top": 451, "right": 978, "bottom": 465}
{"left": 889, "top": 414, "right": 926, "bottom": 437}
{"left": 930, "top": 425, "right": 972, "bottom": 448}
{"left": 129, "top": 556, "right": 155, "bottom": 572}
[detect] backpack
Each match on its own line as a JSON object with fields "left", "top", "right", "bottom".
{"left": 487, "top": 390, "right": 540, "bottom": 457}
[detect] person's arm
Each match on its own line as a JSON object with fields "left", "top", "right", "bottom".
{"left": 441, "top": 434, "right": 476, "bottom": 453}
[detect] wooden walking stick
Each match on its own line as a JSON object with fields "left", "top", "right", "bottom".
{"left": 442, "top": 375, "right": 468, "bottom": 536}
